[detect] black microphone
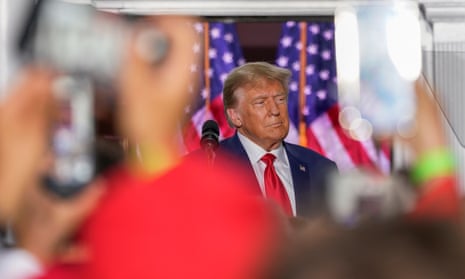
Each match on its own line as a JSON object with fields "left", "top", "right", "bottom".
{"left": 201, "top": 120, "right": 219, "bottom": 166}
{"left": 201, "top": 120, "right": 220, "bottom": 150}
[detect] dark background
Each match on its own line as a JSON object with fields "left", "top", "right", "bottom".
{"left": 236, "top": 22, "right": 282, "bottom": 63}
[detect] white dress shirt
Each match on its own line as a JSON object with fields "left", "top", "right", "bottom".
{"left": 237, "top": 132, "right": 296, "bottom": 216}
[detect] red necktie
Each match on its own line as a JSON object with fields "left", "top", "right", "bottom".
{"left": 261, "top": 153, "right": 293, "bottom": 216}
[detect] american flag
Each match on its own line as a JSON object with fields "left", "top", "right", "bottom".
{"left": 182, "top": 22, "right": 245, "bottom": 152}
{"left": 277, "top": 21, "right": 390, "bottom": 173}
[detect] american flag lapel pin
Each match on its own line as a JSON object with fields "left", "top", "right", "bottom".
{"left": 299, "top": 165, "right": 306, "bottom": 172}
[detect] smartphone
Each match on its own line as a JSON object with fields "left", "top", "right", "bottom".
{"left": 328, "top": 170, "right": 415, "bottom": 225}
{"left": 17, "top": 0, "right": 168, "bottom": 85}
{"left": 335, "top": 2, "right": 421, "bottom": 138}
{"left": 43, "top": 76, "right": 95, "bottom": 198}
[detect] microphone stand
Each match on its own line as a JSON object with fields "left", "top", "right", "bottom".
{"left": 200, "top": 120, "right": 219, "bottom": 168}
{"left": 203, "top": 141, "right": 217, "bottom": 167}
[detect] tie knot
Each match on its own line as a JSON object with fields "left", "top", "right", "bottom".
{"left": 261, "top": 153, "right": 276, "bottom": 165}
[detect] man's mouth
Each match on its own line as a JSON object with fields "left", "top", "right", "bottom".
{"left": 268, "top": 122, "right": 283, "bottom": 128}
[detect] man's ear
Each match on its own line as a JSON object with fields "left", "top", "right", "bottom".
{"left": 226, "top": 108, "right": 242, "bottom": 128}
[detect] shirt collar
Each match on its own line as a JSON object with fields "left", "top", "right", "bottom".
{"left": 237, "top": 132, "right": 287, "bottom": 165}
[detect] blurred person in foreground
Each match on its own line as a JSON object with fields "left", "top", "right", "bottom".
{"left": 271, "top": 219, "right": 465, "bottom": 279}
{"left": 199, "top": 62, "right": 337, "bottom": 218}
{"left": 24, "top": 16, "right": 279, "bottom": 279}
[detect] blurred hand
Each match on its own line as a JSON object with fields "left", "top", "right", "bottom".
{"left": 405, "top": 76, "right": 447, "bottom": 157}
{"left": 13, "top": 180, "right": 105, "bottom": 265}
{"left": 0, "top": 69, "right": 54, "bottom": 221}
{"left": 117, "top": 16, "right": 200, "bottom": 146}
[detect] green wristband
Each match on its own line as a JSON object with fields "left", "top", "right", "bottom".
{"left": 411, "top": 148, "right": 455, "bottom": 185}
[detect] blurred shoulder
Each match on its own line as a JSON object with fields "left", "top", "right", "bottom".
{"left": 182, "top": 150, "right": 255, "bottom": 188}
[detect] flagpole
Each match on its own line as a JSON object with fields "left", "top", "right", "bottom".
{"left": 203, "top": 22, "right": 211, "bottom": 115}
{"left": 298, "top": 22, "right": 308, "bottom": 147}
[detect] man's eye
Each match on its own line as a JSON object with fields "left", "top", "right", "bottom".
{"left": 276, "top": 96, "right": 286, "bottom": 103}
{"left": 254, "top": 101, "right": 265, "bottom": 105}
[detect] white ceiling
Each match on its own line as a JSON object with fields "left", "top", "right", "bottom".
{"left": 62, "top": 0, "right": 465, "bottom": 21}
{"left": 422, "top": 0, "right": 465, "bottom": 21}
{"left": 90, "top": 0, "right": 343, "bottom": 16}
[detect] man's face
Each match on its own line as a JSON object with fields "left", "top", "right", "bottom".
{"left": 229, "top": 79, "right": 289, "bottom": 151}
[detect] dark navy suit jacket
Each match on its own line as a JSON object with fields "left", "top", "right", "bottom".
{"left": 218, "top": 133, "right": 338, "bottom": 217}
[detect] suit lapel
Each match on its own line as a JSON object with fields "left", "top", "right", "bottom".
{"left": 219, "top": 133, "right": 262, "bottom": 195}
{"left": 284, "top": 143, "right": 311, "bottom": 216}
{"left": 220, "top": 133, "right": 250, "bottom": 162}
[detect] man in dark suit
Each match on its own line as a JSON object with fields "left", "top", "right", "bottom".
{"left": 219, "top": 61, "right": 337, "bottom": 217}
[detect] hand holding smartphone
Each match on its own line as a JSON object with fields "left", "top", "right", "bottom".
{"left": 17, "top": 0, "right": 168, "bottom": 197}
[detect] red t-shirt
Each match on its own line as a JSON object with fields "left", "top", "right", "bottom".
{"left": 410, "top": 176, "right": 461, "bottom": 220}
{"left": 40, "top": 156, "right": 278, "bottom": 279}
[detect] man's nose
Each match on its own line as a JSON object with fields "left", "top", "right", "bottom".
{"left": 267, "top": 100, "right": 280, "bottom": 116}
